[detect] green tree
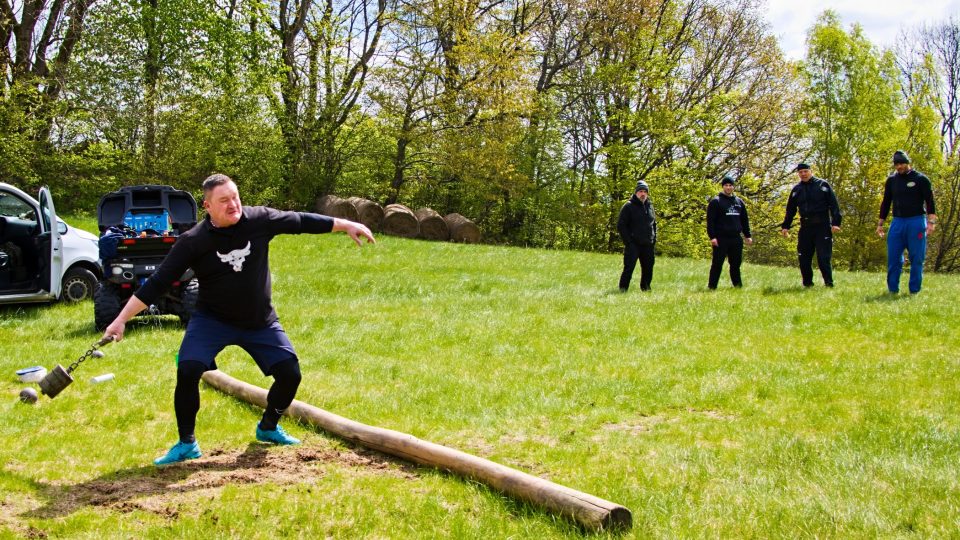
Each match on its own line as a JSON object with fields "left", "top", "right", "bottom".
{"left": 800, "top": 11, "right": 904, "bottom": 270}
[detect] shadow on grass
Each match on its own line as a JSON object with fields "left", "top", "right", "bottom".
{"left": 21, "top": 442, "right": 272, "bottom": 519}
{"left": 760, "top": 285, "right": 812, "bottom": 296}
{"left": 17, "top": 441, "right": 413, "bottom": 521}
{"left": 864, "top": 292, "right": 911, "bottom": 303}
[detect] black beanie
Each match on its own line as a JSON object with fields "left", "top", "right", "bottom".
{"left": 720, "top": 175, "right": 735, "bottom": 186}
{"left": 893, "top": 150, "right": 911, "bottom": 164}
{"left": 635, "top": 180, "right": 649, "bottom": 192}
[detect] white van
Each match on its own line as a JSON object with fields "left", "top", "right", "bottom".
{"left": 0, "top": 183, "right": 102, "bottom": 303}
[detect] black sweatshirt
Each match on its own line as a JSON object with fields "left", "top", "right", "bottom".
{"left": 617, "top": 195, "right": 657, "bottom": 245}
{"left": 136, "top": 206, "right": 334, "bottom": 329}
{"left": 879, "top": 169, "right": 936, "bottom": 220}
{"left": 706, "top": 192, "right": 751, "bottom": 239}
{"left": 780, "top": 177, "right": 842, "bottom": 229}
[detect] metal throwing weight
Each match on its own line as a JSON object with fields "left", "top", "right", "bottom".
{"left": 38, "top": 336, "right": 114, "bottom": 399}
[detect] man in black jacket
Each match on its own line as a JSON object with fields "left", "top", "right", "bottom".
{"left": 707, "top": 175, "right": 752, "bottom": 289}
{"left": 780, "top": 163, "right": 842, "bottom": 287}
{"left": 102, "top": 174, "right": 375, "bottom": 466}
{"left": 617, "top": 180, "right": 657, "bottom": 292}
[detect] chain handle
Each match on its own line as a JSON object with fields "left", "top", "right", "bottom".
{"left": 67, "top": 336, "right": 114, "bottom": 374}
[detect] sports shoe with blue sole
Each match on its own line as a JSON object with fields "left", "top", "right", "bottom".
{"left": 256, "top": 424, "right": 300, "bottom": 445}
{"left": 153, "top": 441, "right": 201, "bottom": 466}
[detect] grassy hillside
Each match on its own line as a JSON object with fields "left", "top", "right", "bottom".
{"left": 2, "top": 231, "right": 958, "bottom": 538}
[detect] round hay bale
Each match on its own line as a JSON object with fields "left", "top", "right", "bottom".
{"left": 444, "top": 213, "right": 481, "bottom": 243}
{"left": 383, "top": 203, "right": 419, "bottom": 238}
{"left": 346, "top": 197, "right": 384, "bottom": 231}
{"left": 415, "top": 207, "right": 450, "bottom": 241}
{"left": 315, "top": 195, "right": 360, "bottom": 222}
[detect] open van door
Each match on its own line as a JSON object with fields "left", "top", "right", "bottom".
{"left": 38, "top": 187, "right": 63, "bottom": 298}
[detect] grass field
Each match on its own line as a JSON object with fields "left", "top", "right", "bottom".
{"left": 2, "top": 222, "right": 959, "bottom": 538}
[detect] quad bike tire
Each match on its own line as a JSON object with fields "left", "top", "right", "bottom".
{"left": 93, "top": 282, "right": 123, "bottom": 331}
{"left": 176, "top": 278, "right": 199, "bottom": 323}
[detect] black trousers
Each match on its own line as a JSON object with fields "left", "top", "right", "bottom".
{"left": 708, "top": 236, "right": 744, "bottom": 289}
{"left": 620, "top": 242, "right": 655, "bottom": 291}
{"left": 797, "top": 222, "right": 833, "bottom": 286}
{"left": 174, "top": 357, "right": 301, "bottom": 442}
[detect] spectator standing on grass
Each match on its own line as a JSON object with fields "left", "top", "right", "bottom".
{"left": 779, "top": 162, "right": 842, "bottom": 287}
{"left": 706, "top": 175, "right": 753, "bottom": 289}
{"left": 617, "top": 180, "right": 657, "bottom": 292}
{"left": 102, "top": 173, "right": 375, "bottom": 466}
{"left": 877, "top": 150, "right": 937, "bottom": 294}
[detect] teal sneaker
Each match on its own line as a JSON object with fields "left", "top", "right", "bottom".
{"left": 256, "top": 424, "right": 300, "bottom": 445}
{"left": 153, "top": 441, "right": 201, "bottom": 466}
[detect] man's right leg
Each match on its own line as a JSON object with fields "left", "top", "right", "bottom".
{"left": 796, "top": 227, "right": 815, "bottom": 286}
{"left": 619, "top": 242, "right": 639, "bottom": 291}
{"left": 154, "top": 360, "right": 208, "bottom": 466}
{"left": 174, "top": 360, "right": 208, "bottom": 445}
{"left": 708, "top": 242, "right": 727, "bottom": 289}
{"left": 886, "top": 218, "right": 907, "bottom": 293}
{"left": 156, "top": 312, "right": 231, "bottom": 466}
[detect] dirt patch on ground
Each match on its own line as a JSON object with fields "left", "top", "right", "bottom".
{"left": 20, "top": 443, "right": 417, "bottom": 522}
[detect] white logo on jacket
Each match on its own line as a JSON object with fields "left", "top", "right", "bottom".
{"left": 217, "top": 241, "right": 251, "bottom": 272}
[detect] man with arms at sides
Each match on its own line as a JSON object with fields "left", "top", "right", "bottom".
{"left": 779, "top": 163, "right": 842, "bottom": 287}
{"left": 706, "top": 175, "right": 753, "bottom": 289}
{"left": 877, "top": 150, "right": 937, "bottom": 294}
{"left": 617, "top": 180, "right": 657, "bottom": 292}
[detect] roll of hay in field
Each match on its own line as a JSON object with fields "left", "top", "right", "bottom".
{"left": 383, "top": 203, "right": 420, "bottom": 238}
{"left": 346, "top": 197, "right": 384, "bottom": 231}
{"left": 415, "top": 208, "right": 450, "bottom": 241}
{"left": 315, "top": 194, "right": 360, "bottom": 222}
{"left": 444, "top": 213, "right": 481, "bottom": 243}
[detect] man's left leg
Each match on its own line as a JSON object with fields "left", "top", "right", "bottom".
{"left": 905, "top": 216, "right": 928, "bottom": 294}
{"left": 727, "top": 236, "right": 744, "bottom": 287}
{"left": 257, "top": 357, "right": 302, "bottom": 445}
{"left": 244, "top": 322, "right": 302, "bottom": 445}
{"left": 638, "top": 244, "right": 655, "bottom": 291}
{"left": 814, "top": 224, "right": 834, "bottom": 286}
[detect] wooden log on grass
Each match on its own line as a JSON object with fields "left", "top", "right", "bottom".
{"left": 443, "top": 213, "right": 481, "bottom": 243}
{"left": 346, "top": 197, "right": 384, "bottom": 231}
{"left": 414, "top": 207, "right": 449, "bottom": 241}
{"left": 382, "top": 203, "right": 419, "bottom": 238}
{"left": 315, "top": 195, "right": 360, "bottom": 222}
{"left": 201, "top": 370, "right": 632, "bottom": 532}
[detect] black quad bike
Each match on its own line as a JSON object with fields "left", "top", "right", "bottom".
{"left": 93, "top": 185, "right": 199, "bottom": 331}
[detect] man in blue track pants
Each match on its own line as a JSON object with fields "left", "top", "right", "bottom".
{"left": 103, "top": 174, "right": 375, "bottom": 465}
{"left": 877, "top": 150, "right": 937, "bottom": 294}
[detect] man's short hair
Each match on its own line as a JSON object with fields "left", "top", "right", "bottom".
{"left": 202, "top": 173, "right": 234, "bottom": 195}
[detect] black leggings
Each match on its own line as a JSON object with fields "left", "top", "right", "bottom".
{"left": 174, "top": 357, "right": 302, "bottom": 442}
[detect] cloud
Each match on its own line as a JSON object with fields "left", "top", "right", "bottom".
{"left": 763, "top": 0, "right": 960, "bottom": 60}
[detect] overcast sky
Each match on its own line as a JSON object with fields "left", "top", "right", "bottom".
{"left": 763, "top": 0, "right": 960, "bottom": 60}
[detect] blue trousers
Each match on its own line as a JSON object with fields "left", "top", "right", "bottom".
{"left": 886, "top": 215, "right": 927, "bottom": 293}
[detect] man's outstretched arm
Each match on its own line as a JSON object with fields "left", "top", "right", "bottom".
{"left": 332, "top": 218, "right": 376, "bottom": 246}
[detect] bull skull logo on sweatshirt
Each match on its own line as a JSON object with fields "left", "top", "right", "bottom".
{"left": 217, "top": 241, "right": 252, "bottom": 272}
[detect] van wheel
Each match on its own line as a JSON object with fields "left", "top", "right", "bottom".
{"left": 61, "top": 267, "right": 98, "bottom": 302}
